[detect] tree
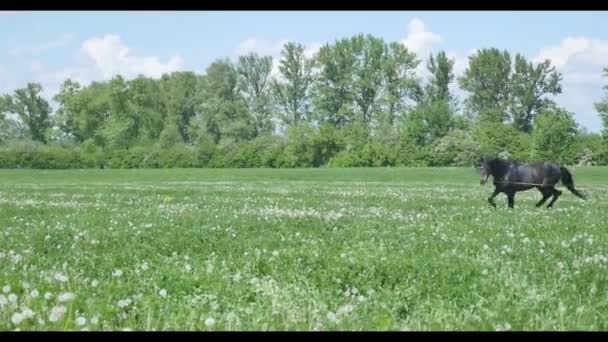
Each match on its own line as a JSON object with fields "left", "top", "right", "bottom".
{"left": 425, "top": 51, "right": 456, "bottom": 106}
{"left": 510, "top": 54, "right": 562, "bottom": 133}
{"left": 54, "top": 79, "right": 111, "bottom": 145}
{"left": 532, "top": 105, "right": 579, "bottom": 163}
{"left": 160, "top": 72, "right": 199, "bottom": 143}
{"left": 196, "top": 59, "right": 254, "bottom": 145}
{"left": 312, "top": 38, "right": 358, "bottom": 128}
{"left": 237, "top": 53, "right": 274, "bottom": 136}
{"left": 595, "top": 67, "right": 608, "bottom": 142}
{"left": 1, "top": 83, "right": 52, "bottom": 143}
{"left": 382, "top": 42, "right": 420, "bottom": 125}
{"left": 459, "top": 48, "right": 512, "bottom": 123}
{"left": 272, "top": 42, "right": 314, "bottom": 127}
{"left": 351, "top": 34, "right": 386, "bottom": 126}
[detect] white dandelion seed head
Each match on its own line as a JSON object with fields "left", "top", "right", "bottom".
{"left": 8, "top": 293, "right": 18, "bottom": 303}
{"left": 58, "top": 292, "right": 75, "bottom": 302}
{"left": 44, "top": 292, "right": 53, "bottom": 300}
{"left": 112, "top": 269, "right": 123, "bottom": 277}
{"left": 22, "top": 308, "right": 34, "bottom": 319}
{"left": 91, "top": 280, "right": 99, "bottom": 287}
{"left": 54, "top": 273, "right": 68, "bottom": 283}
{"left": 11, "top": 312, "right": 25, "bottom": 325}
{"left": 2, "top": 285, "right": 11, "bottom": 293}
{"left": 49, "top": 305, "right": 67, "bottom": 322}
{"left": 159, "top": 289, "right": 167, "bottom": 298}
{"left": 75, "top": 316, "right": 87, "bottom": 326}
{"left": 30, "top": 289, "right": 39, "bottom": 298}
{"left": 205, "top": 317, "right": 216, "bottom": 328}
{"left": 0, "top": 294, "right": 7, "bottom": 306}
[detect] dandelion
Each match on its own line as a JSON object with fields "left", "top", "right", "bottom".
{"left": 0, "top": 294, "right": 7, "bottom": 306}
{"left": 54, "top": 273, "right": 68, "bottom": 282}
{"left": 58, "top": 292, "right": 75, "bottom": 302}
{"left": 44, "top": 292, "right": 53, "bottom": 300}
{"left": 326, "top": 311, "right": 338, "bottom": 323}
{"left": 11, "top": 312, "right": 25, "bottom": 325}
{"left": 117, "top": 299, "right": 131, "bottom": 308}
{"left": 75, "top": 316, "right": 87, "bottom": 326}
{"left": 30, "top": 289, "right": 39, "bottom": 298}
{"left": 49, "top": 305, "right": 67, "bottom": 322}
{"left": 8, "top": 293, "right": 18, "bottom": 303}
{"left": 141, "top": 263, "right": 149, "bottom": 271}
{"left": 90, "top": 315, "right": 99, "bottom": 325}
{"left": 2, "top": 285, "right": 11, "bottom": 293}
{"left": 337, "top": 304, "right": 354, "bottom": 315}
{"left": 185, "top": 264, "right": 192, "bottom": 272}
{"left": 22, "top": 307, "right": 34, "bottom": 319}
{"left": 205, "top": 317, "right": 216, "bottom": 328}
{"left": 159, "top": 289, "right": 167, "bottom": 298}
{"left": 112, "top": 269, "right": 123, "bottom": 277}
{"left": 91, "top": 280, "right": 99, "bottom": 287}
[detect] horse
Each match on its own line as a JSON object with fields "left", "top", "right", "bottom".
{"left": 477, "top": 157, "right": 586, "bottom": 209}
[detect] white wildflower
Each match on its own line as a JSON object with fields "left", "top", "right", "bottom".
{"left": 2, "top": 285, "right": 11, "bottom": 293}
{"left": 11, "top": 312, "right": 25, "bottom": 325}
{"left": 44, "top": 292, "right": 53, "bottom": 300}
{"left": 58, "top": 292, "right": 75, "bottom": 302}
{"left": 326, "top": 311, "right": 338, "bottom": 323}
{"left": 54, "top": 273, "right": 68, "bottom": 282}
{"left": 0, "top": 294, "right": 7, "bottom": 306}
{"left": 30, "top": 289, "right": 39, "bottom": 298}
{"left": 49, "top": 305, "right": 67, "bottom": 322}
{"left": 8, "top": 293, "right": 18, "bottom": 303}
{"left": 205, "top": 317, "right": 216, "bottom": 328}
{"left": 159, "top": 289, "right": 167, "bottom": 298}
{"left": 112, "top": 269, "right": 123, "bottom": 277}
{"left": 75, "top": 316, "right": 87, "bottom": 326}
{"left": 91, "top": 280, "right": 99, "bottom": 287}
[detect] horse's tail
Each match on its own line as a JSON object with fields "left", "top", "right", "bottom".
{"left": 560, "top": 166, "right": 586, "bottom": 200}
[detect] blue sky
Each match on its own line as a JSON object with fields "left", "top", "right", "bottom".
{"left": 1, "top": 11, "right": 607, "bottom": 131}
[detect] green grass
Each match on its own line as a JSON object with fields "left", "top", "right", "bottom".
{"left": 0, "top": 167, "right": 607, "bottom": 331}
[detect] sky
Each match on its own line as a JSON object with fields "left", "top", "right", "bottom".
{"left": 1, "top": 11, "right": 607, "bottom": 131}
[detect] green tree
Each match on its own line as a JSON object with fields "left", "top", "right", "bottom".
{"left": 272, "top": 42, "right": 314, "bottom": 126}
{"left": 312, "top": 38, "right": 358, "bottom": 128}
{"left": 531, "top": 105, "right": 579, "bottom": 163}
{"left": 237, "top": 53, "right": 274, "bottom": 136}
{"left": 459, "top": 48, "right": 512, "bottom": 123}
{"left": 510, "top": 54, "right": 562, "bottom": 132}
{"left": 595, "top": 67, "right": 608, "bottom": 145}
{"left": 1, "top": 83, "right": 52, "bottom": 143}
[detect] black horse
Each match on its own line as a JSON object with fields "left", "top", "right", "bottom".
{"left": 477, "top": 157, "right": 586, "bottom": 208}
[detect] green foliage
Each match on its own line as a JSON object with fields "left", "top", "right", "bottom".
{"left": 531, "top": 106, "right": 579, "bottom": 164}
{"left": 0, "top": 35, "right": 600, "bottom": 169}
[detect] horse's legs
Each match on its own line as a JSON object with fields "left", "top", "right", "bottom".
{"left": 488, "top": 187, "right": 500, "bottom": 208}
{"left": 535, "top": 186, "right": 553, "bottom": 208}
{"left": 506, "top": 191, "right": 515, "bottom": 209}
{"left": 547, "top": 188, "right": 563, "bottom": 208}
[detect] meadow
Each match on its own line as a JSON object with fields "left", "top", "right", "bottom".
{"left": 0, "top": 166, "right": 607, "bottom": 331}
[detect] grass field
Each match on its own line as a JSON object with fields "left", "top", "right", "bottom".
{"left": 0, "top": 167, "right": 607, "bottom": 331}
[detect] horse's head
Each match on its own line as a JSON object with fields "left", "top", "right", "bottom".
{"left": 478, "top": 156, "right": 492, "bottom": 185}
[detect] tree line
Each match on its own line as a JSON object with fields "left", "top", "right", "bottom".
{"left": 1, "top": 34, "right": 607, "bottom": 169}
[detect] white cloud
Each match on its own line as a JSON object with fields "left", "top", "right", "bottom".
{"left": 10, "top": 33, "right": 74, "bottom": 57}
{"left": 80, "top": 34, "right": 184, "bottom": 80}
{"left": 534, "top": 36, "right": 608, "bottom": 132}
{"left": 400, "top": 18, "right": 442, "bottom": 57}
